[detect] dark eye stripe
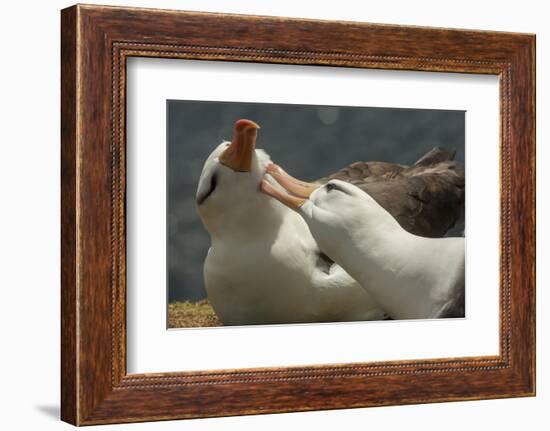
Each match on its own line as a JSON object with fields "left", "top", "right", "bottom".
{"left": 326, "top": 182, "right": 349, "bottom": 194}
{"left": 196, "top": 173, "right": 217, "bottom": 205}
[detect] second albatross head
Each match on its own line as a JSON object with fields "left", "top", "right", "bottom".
{"left": 262, "top": 163, "right": 400, "bottom": 256}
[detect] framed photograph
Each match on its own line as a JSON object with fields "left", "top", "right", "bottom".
{"left": 61, "top": 4, "right": 535, "bottom": 425}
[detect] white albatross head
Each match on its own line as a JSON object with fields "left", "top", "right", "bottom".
{"left": 261, "top": 163, "right": 399, "bottom": 257}
{"left": 196, "top": 119, "right": 284, "bottom": 239}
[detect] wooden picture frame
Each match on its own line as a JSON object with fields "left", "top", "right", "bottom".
{"left": 61, "top": 4, "right": 535, "bottom": 425}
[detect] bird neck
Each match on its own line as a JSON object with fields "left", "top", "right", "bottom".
{"left": 208, "top": 197, "right": 290, "bottom": 245}
{"left": 361, "top": 223, "right": 410, "bottom": 262}
{"left": 338, "top": 215, "right": 416, "bottom": 293}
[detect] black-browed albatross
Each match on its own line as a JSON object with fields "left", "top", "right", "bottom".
{"left": 262, "top": 171, "right": 465, "bottom": 319}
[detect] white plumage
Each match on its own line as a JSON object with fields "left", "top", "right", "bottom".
{"left": 195, "top": 120, "right": 384, "bottom": 325}
{"left": 263, "top": 175, "right": 465, "bottom": 320}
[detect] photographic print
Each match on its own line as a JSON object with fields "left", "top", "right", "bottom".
{"left": 167, "top": 100, "right": 465, "bottom": 328}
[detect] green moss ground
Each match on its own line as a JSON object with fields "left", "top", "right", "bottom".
{"left": 168, "top": 299, "right": 223, "bottom": 328}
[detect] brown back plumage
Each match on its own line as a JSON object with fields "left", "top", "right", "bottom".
{"left": 316, "top": 148, "right": 465, "bottom": 238}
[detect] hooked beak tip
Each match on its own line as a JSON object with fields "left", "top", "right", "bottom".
{"left": 235, "top": 118, "right": 260, "bottom": 131}
{"left": 266, "top": 162, "right": 281, "bottom": 174}
{"left": 219, "top": 119, "right": 260, "bottom": 172}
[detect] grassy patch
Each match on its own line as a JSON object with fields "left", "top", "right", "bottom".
{"left": 168, "top": 299, "right": 223, "bottom": 328}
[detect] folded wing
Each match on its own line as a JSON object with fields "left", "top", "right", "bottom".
{"left": 317, "top": 147, "right": 465, "bottom": 238}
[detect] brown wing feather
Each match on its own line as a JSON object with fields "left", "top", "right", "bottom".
{"left": 316, "top": 160, "right": 407, "bottom": 184}
{"left": 413, "top": 147, "right": 456, "bottom": 167}
{"left": 316, "top": 148, "right": 465, "bottom": 238}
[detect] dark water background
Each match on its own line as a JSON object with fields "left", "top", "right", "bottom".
{"left": 167, "top": 100, "right": 465, "bottom": 302}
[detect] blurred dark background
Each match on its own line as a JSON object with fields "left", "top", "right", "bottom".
{"left": 167, "top": 100, "right": 465, "bottom": 303}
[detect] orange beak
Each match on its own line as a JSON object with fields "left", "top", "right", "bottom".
{"left": 261, "top": 163, "right": 321, "bottom": 210}
{"left": 219, "top": 119, "right": 260, "bottom": 172}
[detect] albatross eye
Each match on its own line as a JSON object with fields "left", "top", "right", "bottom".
{"left": 326, "top": 183, "right": 338, "bottom": 192}
{"left": 197, "top": 173, "right": 218, "bottom": 205}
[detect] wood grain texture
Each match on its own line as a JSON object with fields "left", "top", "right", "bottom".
{"left": 60, "top": 4, "right": 536, "bottom": 425}
{"left": 60, "top": 6, "right": 78, "bottom": 425}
